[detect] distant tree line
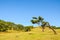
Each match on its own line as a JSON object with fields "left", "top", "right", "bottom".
{"left": 0, "top": 20, "right": 33, "bottom": 32}
{"left": 51, "top": 26, "right": 60, "bottom": 29}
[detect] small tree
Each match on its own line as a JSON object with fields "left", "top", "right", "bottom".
{"left": 31, "top": 16, "right": 57, "bottom": 34}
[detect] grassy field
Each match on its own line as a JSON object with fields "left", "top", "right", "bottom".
{"left": 0, "top": 28, "right": 60, "bottom": 40}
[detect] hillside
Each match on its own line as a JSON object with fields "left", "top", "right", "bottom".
{"left": 0, "top": 28, "right": 60, "bottom": 40}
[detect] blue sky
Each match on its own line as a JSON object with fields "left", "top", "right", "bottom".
{"left": 0, "top": 0, "right": 60, "bottom": 26}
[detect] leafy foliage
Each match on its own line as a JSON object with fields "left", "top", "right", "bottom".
{"left": 15, "top": 24, "right": 24, "bottom": 31}
{"left": 0, "top": 20, "right": 8, "bottom": 32}
{"left": 0, "top": 20, "right": 34, "bottom": 32}
{"left": 23, "top": 26, "right": 33, "bottom": 32}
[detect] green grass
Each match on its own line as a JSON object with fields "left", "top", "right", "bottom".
{"left": 0, "top": 28, "right": 60, "bottom": 40}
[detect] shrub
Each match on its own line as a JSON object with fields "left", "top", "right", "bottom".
{"left": 23, "top": 26, "right": 31, "bottom": 32}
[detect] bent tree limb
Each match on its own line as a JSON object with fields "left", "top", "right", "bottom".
{"left": 48, "top": 26, "right": 57, "bottom": 34}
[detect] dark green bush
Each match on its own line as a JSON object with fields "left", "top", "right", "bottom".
{"left": 23, "top": 27, "right": 31, "bottom": 32}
